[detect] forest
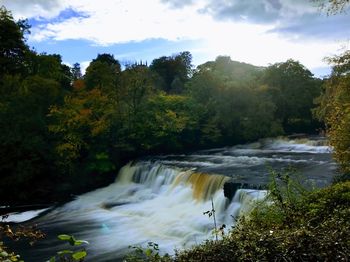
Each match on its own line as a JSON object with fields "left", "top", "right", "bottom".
{"left": 0, "top": 6, "right": 324, "bottom": 205}
{"left": 1, "top": 1, "right": 350, "bottom": 260}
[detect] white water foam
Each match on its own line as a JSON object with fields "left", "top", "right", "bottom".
{"left": 35, "top": 162, "right": 266, "bottom": 259}
{"left": 3, "top": 208, "right": 49, "bottom": 223}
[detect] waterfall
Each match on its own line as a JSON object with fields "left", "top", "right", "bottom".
{"left": 22, "top": 161, "right": 265, "bottom": 260}
{"left": 9, "top": 136, "right": 333, "bottom": 261}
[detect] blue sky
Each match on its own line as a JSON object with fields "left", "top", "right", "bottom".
{"left": 2, "top": 0, "right": 349, "bottom": 76}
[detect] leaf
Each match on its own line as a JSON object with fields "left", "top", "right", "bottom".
{"left": 74, "top": 240, "right": 89, "bottom": 246}
{"left": 68, "top": 236, "right": 77, "bottom": 246}
{"left": 145, "top": 249, "right": 152, "bottom": 257}
{"left": 57, "top": 234, "right": 71, "bottom": 241}
{"left": 48, "top": 257, "right": 56, "bottom": 262}
{"left": 1, "top": 251, "right": 8, "bottom": 257}
{"left": 10, "top": 255, "right": 18, "bottom": 261}
{"left": 72, "top": 251, "right": 87, "bottom": 260}
{"left": 57, "top": 250, "right": 73, "bottom": 255}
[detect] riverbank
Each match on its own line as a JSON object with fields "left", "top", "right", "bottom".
{"left": 4, "top": 136, "right": 337, "bottom": 261}
{"left": 169, "top": 180, "right": 350, "bottom": 262}
{"left": 124, "top": 179, "right": 350, "bottom": 262}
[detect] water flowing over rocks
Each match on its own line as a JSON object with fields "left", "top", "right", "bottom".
{"left": 9, "top": 137, "right": 335, "bottom": 261}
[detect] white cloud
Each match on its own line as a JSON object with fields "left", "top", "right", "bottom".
{"left": 3, "top": 0, "right": 347, "bottom": 70}
{"left": 202, "top": 21, "right": 342, "bottom": 69}
{"left": 28, "top": 0, "right": 214, "bottom": 45}
{"left": 0, "top": 0, "right": 70, "bottom": 19}
{"left": 80, "top": 61, "right": 90, "bottom": 75}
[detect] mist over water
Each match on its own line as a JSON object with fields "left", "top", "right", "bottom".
{"left": 12, "top": 137, "right": 336, "bottom": 261}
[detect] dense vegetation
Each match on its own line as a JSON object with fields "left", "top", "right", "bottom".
{"left": 124, "top": 176, "right": 350, "bottom": 262}
{"left": 0, "top": 6, "right": 323, "bottom": 205}
{"left": 131, "top": 1, "right": 350, "bottom": 261}
{"left": 1, "top": 0, "right": 350, "bottom": 261}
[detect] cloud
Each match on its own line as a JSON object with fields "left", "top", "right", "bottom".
{"left": 166, "top": 0, "right": 349, "bottom": 41}
{"left": 3, "top": 0, "right": 348, "bottom": 72}
{"left": 202, "top": 20, "right": 341, "bottom": 70}
{"left": 28, "top": 0, "right": 217, "bottom": 45}
{"left": 269, "top": 13, "right": 350, "bottom": 41}
{"left": 199, "top": 0, "right": 282, "bottom": 24}
{"left": 5, "top": 0, "right": 349, "bottom": 43}
{"left": 198, "top": 0, "right": 318, "bottom": 23}
{"left": 160, "top": 0, "right": 194, "bottom": 8}
{"left": 80, "top": 61, "right": 91, "bottom": 75}
{"left": 0, "top": 0, "right": 70, "bottom": 19}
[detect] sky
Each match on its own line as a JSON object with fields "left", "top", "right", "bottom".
{"left": 1, "top": 0, "right": 349, "bottom": 77}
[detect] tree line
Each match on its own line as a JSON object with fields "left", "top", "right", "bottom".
{"left": 0, "top": 6, "right": 323, "bottom": 204}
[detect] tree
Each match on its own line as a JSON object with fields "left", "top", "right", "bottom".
{"left": 84, "top": 53, "right": 121, "bottom": 90}
{"left": 112, "top": 64, "right": 156, "bottom": 152}
{"left": 150, "top": 51, "right": 193, "bottom": 93}
{"left": 187, "top": 56, "right": 281, "bottom": 145}
{"left": 313, "top": 0, "right": 350, "bottom": 13}
{"left": 261, "top": 59, "right": 322, "bottom": 133}
{"left": 0, "top": 75, "right": 61, "bottom": 203}
{"left": 71, "top": 62, "right": 82, "bottom": 80}
{"left": 25, "top": 52, "right": 72, "bottom": 89}
{"left": 0, "top": 6, "right": 30, "bottom": 76}
{"left": 141, "top": 93, "right": 197, "bottom": 151}
{"left": 315, "top": 51, "right": 350, "bottom": 172}
{"left": 48, "top": 82, "right": 115, "bottom": 174}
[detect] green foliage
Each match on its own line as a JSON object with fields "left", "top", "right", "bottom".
{"left": 48, "top": 83, "right": 115, "bottom": 175}
{"left": 48, "top": 234, "right": 88, "bottom": 262}
{"left": 124, "top": 242, "right": 171, "bottom": 262}
{"left": 187, "top": 56, "right": 283, "bottom": 146}
{"left": 0, "top": 5, "right": 322, "bottom": 206}
{"left": 261, "top": 59, "right": 322, "bottom": 133}
{"left": 150, "top": 51, "right": 192, "bottom": 93}
{"left": 137, "top": 93, "right": 197, "bottom": 151}
{"left": 84, "top": 53, "right": 120, "bottom": 90}
{"left": 123, "top": 177, "right": 350, "bottom": 262}
{"left": 0, "top": 224, "right": 44, "bottom": 262}
{"left": 173, "top": 180, "right": 350, "bottom": 262}
{"left": 25, "top": 52, "right": 72, "bottom": 89}
{"left": 0, "top": 243, "right": 23, "bottom": 262}
{"left": 315, "top": 50, "right": 350, "bottom": 173}
{"left": 313, "top": 1, "right": 350, "bottom": 174}
{"left": 86, "top": 152, "right": 115, "bottom": 174}
{"left": 0, "top": 7, "right": 30, "bottom": 76}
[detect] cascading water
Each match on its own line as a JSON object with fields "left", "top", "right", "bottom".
{"left": 6, "top": 137, "right": 335, "bottom": 261}
{"left": 10, "top": 162, "right": 266, "bottom": 261}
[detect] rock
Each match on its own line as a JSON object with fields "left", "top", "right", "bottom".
{"left": 223, "top": 180, "right": 266, "bottom": 201}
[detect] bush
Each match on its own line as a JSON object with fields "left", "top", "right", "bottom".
{"left": 171, "top": 180, "right": 350, "bottom": 261}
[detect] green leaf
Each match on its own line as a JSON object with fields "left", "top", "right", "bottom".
{"left": 57, "top": 234, "right": 71, "bottom": 241}
{"left": 1, "top": 251, "right": 8, "bottom": 257}
{"left": 145, "top": 249, "right": 152, "bottom": 257}
{"left": 74, "top": 240, "right": 89, "bottom": 246}
{"left": 57, "top": 250, "right": 73, "bottom": 255}
{"left": 48, "top": 257, "right": 56, "bottom": 262}
{"left": 10, "top": 255, "right": 18, "bottom": 261}
{"left": 72, "top": 251, "right": 87, "bottom": 260}
{"left": 68, "top": 236, "right": 77, "bottom": 246}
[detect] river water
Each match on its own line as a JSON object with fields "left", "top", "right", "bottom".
{"left": 7, "top": 137, "right": 336, "bottom": 261}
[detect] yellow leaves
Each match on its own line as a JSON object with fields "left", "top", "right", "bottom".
{"left": 79, "top": 108, "right": 92, "bottom": 116}
{"left": 72, "top": 79, "right": 85, "bottom": 91}
{"left": 91, "top": 118, "right": 109, "bottom": 136}
{"left": 316, "top": 52, "right": 350, "bottom": 173}
{"left": 48, "top": 87, "right": 115, "bottom": 167}
{"left": 56, "top": 142, "right": 83, "bottom": 162}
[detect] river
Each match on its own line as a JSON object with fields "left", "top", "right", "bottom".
{"left": 5, "top": 136, "right": 336, "bottom": 261}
